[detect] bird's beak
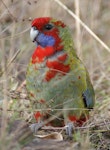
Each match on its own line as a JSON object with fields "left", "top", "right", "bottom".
{"left": 30, "top": 27, "right": 39, "bottom": 42}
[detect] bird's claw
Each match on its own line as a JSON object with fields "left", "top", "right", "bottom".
{"left": 65, "top": 122, "right": 74, "bottom": 138}
{"left": 29, "top": 122, "right": 44, "bottom": 134}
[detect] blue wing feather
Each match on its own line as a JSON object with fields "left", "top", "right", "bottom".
{"left": 82, "top": 72, "right": 95, "bottom": 109}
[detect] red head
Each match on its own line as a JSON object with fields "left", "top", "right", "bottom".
{"left": 31, "top": 17, "right": 66, "bottom": 31}
{"left": 30, "top": 17, "right": 66, "bottom": 50}
{"left": 31, "top": 17, "right": 51, "bottom": 31}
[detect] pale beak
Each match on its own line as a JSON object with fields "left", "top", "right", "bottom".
{"left": 30, "top": 27, "right": 39, "bottom": 42}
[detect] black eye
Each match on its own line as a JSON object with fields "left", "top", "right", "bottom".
{"left": 44, "top": 24, "right": 53, "bottom": 30}
{"left": 33, "top": 26, "right": 37, "bottom": 30}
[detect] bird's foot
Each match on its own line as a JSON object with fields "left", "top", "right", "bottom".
{"left": 65, "top": 122, "right": 74, "bottom": 139}
{"left": 29, "top": 122, "right": 44, "bottom": 134}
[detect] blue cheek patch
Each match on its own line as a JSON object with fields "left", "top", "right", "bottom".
{"left": 37, "top": 33, "right": 55, "bottom": 47}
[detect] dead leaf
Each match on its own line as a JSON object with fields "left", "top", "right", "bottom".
{"left": 35, "top": 132, "right": 63, "bottom": 141}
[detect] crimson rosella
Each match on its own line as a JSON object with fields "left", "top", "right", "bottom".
{"left": 26, "top": 17, "right": 95, "bottom": 137}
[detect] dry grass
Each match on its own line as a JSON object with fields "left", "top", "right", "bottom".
{"left": 0, "top": 0, "right": 110, "bottom": 149}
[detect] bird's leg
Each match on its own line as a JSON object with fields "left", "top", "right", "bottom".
{"left": 63, "top": 108, "right": 74, "bottom": 138}
{"left": 65, "top": 122, "right": 74, "bottom": 138}
{"left": 29, "top": 121, "right": 44, "bottom": 134}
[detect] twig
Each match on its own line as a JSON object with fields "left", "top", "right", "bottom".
{"left": 1, "top": 0, "right": 17, "bottom": 21}
{"left": 54, "top": 0, "right": 110, "bottom": 53}
{"left": 75, "top": 0, "right": 81, "bottom": 57}
{"left": 17, "top": 80, "right": 26, "bottom": 92}
{"left": 0, "top": 49, "right": 21, "bottom": 76}
{"left": 0, "top": 27, "right": 30, "bottom": 40}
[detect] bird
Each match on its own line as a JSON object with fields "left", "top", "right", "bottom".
{"left": 26, "top": 17, "right": 95, "bottom": 137}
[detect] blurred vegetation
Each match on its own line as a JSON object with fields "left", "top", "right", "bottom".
{"left": 0, "top": 0, "right": 110, "bottom": 149}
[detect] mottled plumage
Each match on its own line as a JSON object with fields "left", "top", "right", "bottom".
{"left": 26, "top": 17, "right": 95, "bottom": 134}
